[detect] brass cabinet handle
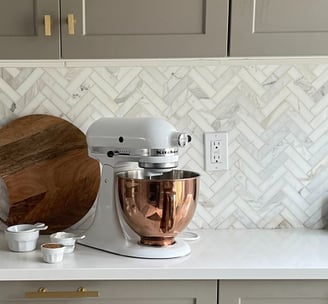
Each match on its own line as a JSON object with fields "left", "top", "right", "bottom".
{"left": 44, "top": 15, "right": 52, "bottom": 36}
{"left": 67, "top": 13, "right": 76, "bottom": 35}
{"left": 25, "top": 287, "right": 99, "bottom": 298}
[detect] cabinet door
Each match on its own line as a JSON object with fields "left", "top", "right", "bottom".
{"left": 230, "top": 0, "right": 328, "bottom": 56}
{"left": 220, "top": 280, "right": 328, "bottom": 304}
{"left": 0, "top": 280, "right": 217, "bottom": 304}
{"left": 0, "top": 0, "right": 60, "bottom": 59}
{"left": 60, "top": 0, "right": 228, "bottom": 59}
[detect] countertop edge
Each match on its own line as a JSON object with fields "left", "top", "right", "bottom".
{"left": 1, "top": 269, "right": 328, "bottom": 281}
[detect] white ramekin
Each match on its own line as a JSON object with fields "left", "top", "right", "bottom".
{"left": 41, "top": 243, "right": 65, "bottom": 263}
{"left": 5, "top": 224, "right": 40, "bottom": 252}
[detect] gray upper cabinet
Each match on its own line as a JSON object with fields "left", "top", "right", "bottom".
{"left": 60, "top": 0, "right": 229, "bottom": 59}
{"left": 0, "top": 0, "right": 228, "bottom": 59}
{"left": 0, "top": 0, "right": 60, "bottom": 59}
{"left": 230, "top": 0, "right": 328, "bottom": 56}
{"left": 4, "top": 0, "right": 328, "bottom": 59}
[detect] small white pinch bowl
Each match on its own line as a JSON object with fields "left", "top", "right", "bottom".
{"left": 50, "top": 232, "right": 85, "bottom": 253}
{"left": 41, "top": 243, "right": 65, "bottom": 263}
{"left": 5, "top": 224, "right": 46, "bottom": 252}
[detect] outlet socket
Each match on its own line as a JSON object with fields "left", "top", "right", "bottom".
{"left": 204, "top": 132, "right": 228, "bottom": 171}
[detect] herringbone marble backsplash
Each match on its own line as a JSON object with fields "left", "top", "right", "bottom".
{"left": 0, "top": 64, "right": 328, "bottom": 229}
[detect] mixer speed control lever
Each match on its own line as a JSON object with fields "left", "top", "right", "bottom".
{"left": 177, "top": 133, "right": 191, "bottom": 147}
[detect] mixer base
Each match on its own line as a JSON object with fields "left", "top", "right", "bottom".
{"left": 79, "top": 237, "right": 191, "bottom": 259}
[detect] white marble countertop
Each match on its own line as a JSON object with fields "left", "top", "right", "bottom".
{"left": 1, "top": 229, "right": 328, "bottom": 281}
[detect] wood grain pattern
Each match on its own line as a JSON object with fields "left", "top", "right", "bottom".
{"left": 0, "top": 114, "right": 100, "bottom": 233}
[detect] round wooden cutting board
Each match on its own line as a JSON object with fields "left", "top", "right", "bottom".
{"left": 0, "top": 114, "right": 100, "bottom": 234}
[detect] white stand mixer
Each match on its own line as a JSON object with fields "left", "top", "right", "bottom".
{"left": 79, "top": 117, "right": 198, "bottom": 259}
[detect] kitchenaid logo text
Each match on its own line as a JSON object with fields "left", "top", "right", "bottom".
{"left": 154, "top": 148, "right": 178, "bottom": 156}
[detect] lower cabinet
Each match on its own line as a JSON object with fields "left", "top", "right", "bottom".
{"left": 5, "top": 279, "right": 328, "bottom": 303}
{"left": 0, "top": 280, "right": 217, "bottom": 304}
{"left": 219, "top": 280, "right": 328, "bottom": 304}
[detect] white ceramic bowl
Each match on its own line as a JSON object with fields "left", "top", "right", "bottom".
{"left": 50, "top": 232, "right": 85, "bottom": 253}
{"left": 41, "top": 243, "right": 65, "bottom": 263}
{"left": 5, "top": 224, "right": 41, "bottom": 252}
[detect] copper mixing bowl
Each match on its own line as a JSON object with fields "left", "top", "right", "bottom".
{"left": 116, "top": 170, "right": 199, "bottom": 247}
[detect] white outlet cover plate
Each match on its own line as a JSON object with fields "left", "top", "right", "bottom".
{"left": 204, "top": 132, "right": 229, "bottom": 171}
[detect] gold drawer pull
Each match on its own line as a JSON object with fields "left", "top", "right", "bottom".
{"left": 67, "top": 13, "right": 76, "bottom": 35}
{"left": 25, "top": 287, "right": 99, "bottom": 298}
{"left": 44, "top": 15, "right": 52, "bottom": 36}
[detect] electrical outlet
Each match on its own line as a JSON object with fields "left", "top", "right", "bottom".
{"left": 204, "top": 132, "right": 228, "bottom": 171}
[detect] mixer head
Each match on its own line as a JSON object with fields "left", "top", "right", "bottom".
{"left": 86, "top": 117, "right": 191, "bottom": 173}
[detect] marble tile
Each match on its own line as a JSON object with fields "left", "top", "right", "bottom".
{"left": 0, "top": 64, "right": 327, "bottom": 229}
